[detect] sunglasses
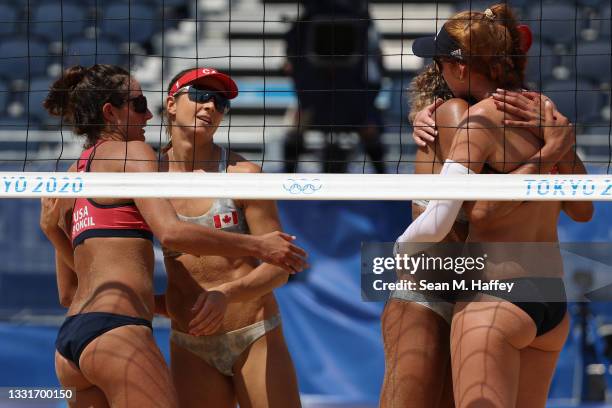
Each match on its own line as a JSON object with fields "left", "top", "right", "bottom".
{"left": 175, "top": 86, "right": 231, "bottom": 114}
{"left": 128, "top": 95, "right": 148, "bottom": 114}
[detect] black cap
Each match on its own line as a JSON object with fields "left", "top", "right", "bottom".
{"left": 412, "top": 24, "right": 463, "bottom": 60}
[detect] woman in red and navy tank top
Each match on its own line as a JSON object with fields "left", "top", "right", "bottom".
{"left": 39, "top": 64, "right": 307, "bottom": 408}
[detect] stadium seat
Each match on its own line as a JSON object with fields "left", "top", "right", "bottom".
{"left": 148, "top": 0, "right": 191, "bottom": 7}
{"left": 0, "top": 114, "right": 31, "bottom": 133}
{"left": 525, "top": 41, "right": 557, "bottom": 87}
{"left": 26, "top": 76, "right": 55, "bottom": 123}
{"left": 31, "top": 1, "right": 88, "bottom": 44}
{"left": 0, "top": 80, "right": 8, "bottom": 115}
{"left": 548, "top": 325, "right": 579, "bottom": 400}
{"left": 557, "top": 40, "right": 612, "bottom": 89}
{"left": 0, "top": 3, "right": 18, "bottom": 36}
{"left": 65, "top": 36, "right": 124, "bottom": 67}
{"left": 579, "top": 0, "right": 608, "bottom": 8}
{"left": 576, "top": 40, "right": 612, "bottom": 86}
{"left": 387, "top": 77, "right": 412, "bottom": 128}
{"left": 599, "top": 1, "right": 611, "bottom": 37}
{"left": 527, "top": 4, "right": 580, "bottom": 47}
{"left": 543, "top": 78, "right": 603, "bottom": 124}
{"left": 0, "top": 37, "right": 49, "bottom": 81}
{"left": 583, "top": 123, "right": 611, "bottom": 135}
{"left": 101, "top": 2, "right": 158, "bottom": 44}
{"left": 601, "top": 19, "right": 611, "bottom": 38}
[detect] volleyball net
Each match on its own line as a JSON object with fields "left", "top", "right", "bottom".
{"left": 0, "top": 0, "right": 610, "bottom": 200}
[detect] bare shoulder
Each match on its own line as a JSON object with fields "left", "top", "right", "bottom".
{"left": 226, "top": 150, "right": 267, "bottom": 210}
{"left": 105, "top": 140, "right": 158, "bottom": 172}
{"left": 94, "top": 140, "right": 157, "bottom": 161}
{"left": 227, "top": 150, "right": 262, "bottom": 174}
{"left": 437, "top": 98, "right": 469, "bottom": 117}
{"left": 125, "top": 140, "right": 157, "bottom": 160}
{"left": 435, "top": 98, "right": 470, "bottom": 130}
{"left": 457, "top": 99, "right": 499, "bottom": 131}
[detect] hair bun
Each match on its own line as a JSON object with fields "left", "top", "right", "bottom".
{"left": 43, "top": 65, "right": 88, "bottom": 118}
{"left": 62, "top": 65, "right": 87, "bottom": 88}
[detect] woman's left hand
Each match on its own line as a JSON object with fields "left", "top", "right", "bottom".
{"left": 491, "top": 89, "right": 552, "bottom": 138}
{"left": 411, "top": 98, "right": 445, "bottom": 146}
{"left": 188, "top": 290, "right": 228, "bottom": 336}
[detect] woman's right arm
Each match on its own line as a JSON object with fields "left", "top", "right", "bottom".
{"left": 125, "top": 142, "right": 307, "bottom": 272}
{"left": 40, "top": 198, "right": 75, "bottom": 270}
{"left": 55, "top": 255, "right": 77, "bottom": 308}
{"left": 39, "top": 197, "right": 77, "bottom": 307}
{"left": 136, "top": 197, "right": 306, "bottom": 271}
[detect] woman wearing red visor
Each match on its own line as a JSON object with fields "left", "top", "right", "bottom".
{"left": 156, "top": 68, "right": 303, "bottom": 408}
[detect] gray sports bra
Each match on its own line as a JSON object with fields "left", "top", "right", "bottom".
{"left": 163, "top": 147, "right": 250, "bottom": 258}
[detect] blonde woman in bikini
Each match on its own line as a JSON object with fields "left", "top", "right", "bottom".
{"left": 157, "top": 67, "right": 302, "bottom": 408}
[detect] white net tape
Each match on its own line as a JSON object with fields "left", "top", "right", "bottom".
{"left": 1, "top": 172, "right": 610, "bottom": 200}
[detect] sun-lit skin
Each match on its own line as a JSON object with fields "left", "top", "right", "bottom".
{"left": 436, "top": 59, "right": 496, "bottom": 101}
{"left": 101, "top": 78, "right": 153, "bottom": 142}
{"left": 167, "top": 78, "right": 226, "bottom": 140}
{"left": 164, "top": 77, "right": 228, "bottom": 171}
{"left": 160, "top": 71, "right": 303, "bottom": 407}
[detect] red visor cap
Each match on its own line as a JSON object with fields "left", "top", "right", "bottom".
{"left": 168, "top": 68, "right": 238, "bottom": 99}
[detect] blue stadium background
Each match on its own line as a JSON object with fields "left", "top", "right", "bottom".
{"left": 0, "top": 0, "right": 611, "bottom": 406}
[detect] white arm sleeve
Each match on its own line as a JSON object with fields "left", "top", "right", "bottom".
{"left": 397, "top": 160, "right": 473, "bottom": 244}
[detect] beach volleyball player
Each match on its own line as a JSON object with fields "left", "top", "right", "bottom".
{"left": 157, "top": 67, "right": 302, "bottom": 407}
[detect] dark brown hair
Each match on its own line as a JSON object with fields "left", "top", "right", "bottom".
{"left": 445, "top": 3, "right": 526, "bottom": 89}
{"left": 43, "top": 64, "right": 131, "bottom": 147}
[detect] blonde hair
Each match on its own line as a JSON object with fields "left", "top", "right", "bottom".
{"left": 408, "top": 63, "right": 453, "bottom": 123}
